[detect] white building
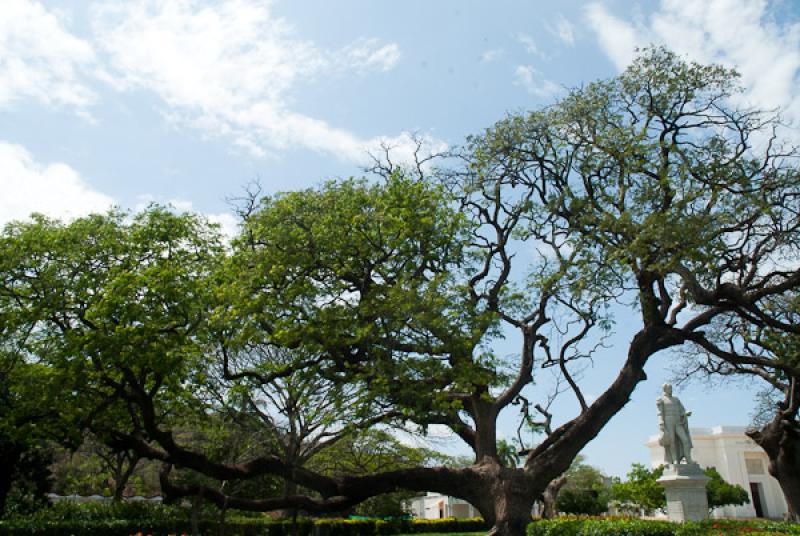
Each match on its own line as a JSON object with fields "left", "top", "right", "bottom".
{"left": 646, "top": 426, "right": 788, "bottom": 519}
{"left": 406, "top": 492, "right": 480, "bottom": 519}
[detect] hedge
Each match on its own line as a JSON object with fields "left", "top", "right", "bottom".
{"left": 0, "top": 518, "right": 314, "bottom": 536}
{"left": 527, "top": 517, "right": 800, "bottom": 536}
{"left": 404, "top": 518, "right": 488, "bottom": 533}
{"left": 0, "top": 506, "right": 487, "bottom": 536}
{"left": 8, "top": 505, "right": 798, "bottom": 536}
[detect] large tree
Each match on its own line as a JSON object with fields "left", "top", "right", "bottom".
{"left": 685, "top": 290, "right": 800, "bottom": 519}
{"left": 0, "top": 209, "right": 223, "bottom": 510}
{"left": 441, "top": 46, "right": 799, "bottom": 532}
{"left": 1, "top": 49, "right": 799, "bottom": 536}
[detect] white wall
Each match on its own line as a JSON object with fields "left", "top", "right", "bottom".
{"left": 646, "top": 426, "right": 787, "bottom": 519}
{"left": 406, "top": 492, "right": 480, "bottom": 519}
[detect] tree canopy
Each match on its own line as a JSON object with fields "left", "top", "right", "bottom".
{"left": 1, "top": 48, "right": 800, "bottom": 536}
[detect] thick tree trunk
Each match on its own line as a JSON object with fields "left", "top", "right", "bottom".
{"left": 748, "top": 417, "right": 800, "bottom": 522}
{"left": 467, "top": 465, "right": 536, "bottom": 536}
{"left": 541, "top": 475, "right": 567, "bottom": 519}
{"left": 487, "top": 475, "right": 536, "bottom": 536}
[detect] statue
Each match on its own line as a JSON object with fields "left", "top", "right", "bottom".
{"left": 656, "top": 383, "right": 693, "bottom": 464}
{"left": 656, "top": 384, "right": 709, "bottom": 521}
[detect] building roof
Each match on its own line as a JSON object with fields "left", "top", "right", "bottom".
{"left": 646, "top": 426, "right": 755, "bottom": 446}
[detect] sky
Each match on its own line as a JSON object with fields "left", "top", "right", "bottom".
{"left": 2, "top": 0, "right": 800, "bottom": 478}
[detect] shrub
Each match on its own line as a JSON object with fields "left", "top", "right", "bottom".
{"left": 0, "top": 505, "right": 489, "bottom": 536}
{"left": 528, "top": 518, "right": 679, "bottom": 536}
{"left": 405, "top": 518, "right": 488, "bottom": 534}
{"left": 526, "top": 517, "right": 800, "bottom": 536}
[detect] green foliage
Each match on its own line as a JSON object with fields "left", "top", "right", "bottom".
{"left": 0, "top": 207, "right": 232, "bottom": 516}
{"left": 0, "top": 504, "right": 487, "bottom": 536}
{"left": 0, "top": 207, "right": 224, "bottom": 430}
{"left": 529, "top": 518, "right": 677, "bottom": 536}
{"left": 467, "top": 46, "right": 799, "bottom": 326}
{"left": 0, "top": 353, "right": 73, "bottom": 517}
{"left": 402, "top": 518, "right": 488, "bottom": 533}
{"left": 2, "top": 48, "right": 799, "bottom": 532}
{"left": 610, "top": 464, "right": 750, "bottom": 514}
{"left": 610, "top": 464, "right": 666, "bottom": 514}
{"left": 3, "top": 499, "right": 184, "bottom": 522}
{"left": 165, "top": 413, "right": 284, "bottom": 502}
{"left": 496, "top": 439, "right": 520, "bottom": 468}
{"left": 704, "top": 467, "right": 750, "bottom": 510}
{"left": 555, "top": 463, "right": 609, "bottom": 515}
{"left": 1, "top": 448, "right": 52, "bottom": 517}
{"left": 315, "top": 518, "right": 393, "bottom": 536}
{"left": 0, "top": 501, "right": 303, "bottom": 536}
{"left": 228, "top": 174, "right": 496, "bottom": 412}
{"left": 49, "top": 447, "right": 113, "bottom": 497}
{"left": 527, "top": 517, "right": 800, "bottom": 536}
{"left": 0, "top": 501, "right": 188, "bottom": 536}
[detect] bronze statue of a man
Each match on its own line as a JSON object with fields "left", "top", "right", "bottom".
{"left": 657, "top": 383, "right": 693, "bottom": 464}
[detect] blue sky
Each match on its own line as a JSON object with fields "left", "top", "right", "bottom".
{"left": 3, "top": 0, "right": 800, "bottom": 477}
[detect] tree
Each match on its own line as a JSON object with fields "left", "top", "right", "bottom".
{"left": 610, "top": 464, "right": 666, "bottom": 515}
{"left": 540, "top": 476, "right": 567, "bottom": 520}
{"left": 0, "top": 209, "right": 223, "bottom": 513}
{"left": 50, "top": 436, "right": 143, "bottom": 499}
{"left": 685, "top": 291, "right": 800, "bottom": 520}
{"left": 496, "top": 440, "right": 520, "bottom": 468}
{"left": 611, "top": 464, "right": 748, "bottom": 514}
{"left": 2, "top": 48, "right": 800, "bottom": 536}
{"left": 213, "top": 347, "right": 398, "bottom": 511}
{"left": 705, "top": 467, "right": 750, "bottom": 511}
{"left": 554, "top": 460, "right": 608, "bottom": 516}
{"left": 448, "top": 46, "right": 798, "bottom": 532}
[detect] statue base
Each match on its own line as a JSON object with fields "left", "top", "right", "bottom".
{"left": 657, "top": 462, "right": 711, "bottom": 522}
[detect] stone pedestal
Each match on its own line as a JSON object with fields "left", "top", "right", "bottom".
{"left": 657, "top": 463, "right": 711, "bottom": 522}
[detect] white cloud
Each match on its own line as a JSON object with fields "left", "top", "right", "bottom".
{"left": 90, "top": 0, "right": 428, "bottom": 163}
{"left": 0, "top": 0, "right": 97, "bottom": 111}
{"left": 207, "top": 212, "right": 239, "bottom": 241}
{"left": 585, "top": 0, "right": 800, "bottom": 127}
{"left": 339, "top": 38, "right": 401, "bottom": 72}
{"left": 584, "top": 3, "right": 638, "bottom": 69}
{"left": 134, "top": 194, "right": 239, "bottom": 240}
{"left": 480, "top": 49, "right": 503, "bottom": 63}
{"left": 550, "top": 15, "right": 576, "bottom": 46}
{"left": 517, "top": 33, "right": 543, "bottom": 57}
{"left": 365, "top": 131, "right": 449, "bottom": 170}
{"left": 0, "top": 141, "right": 114, "bottom": 225}
{"left": 0, "top": 145, "right": 239, "bottom": 237}
{"left": 515, "top": 65, "right": 560, "bottom": 98}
